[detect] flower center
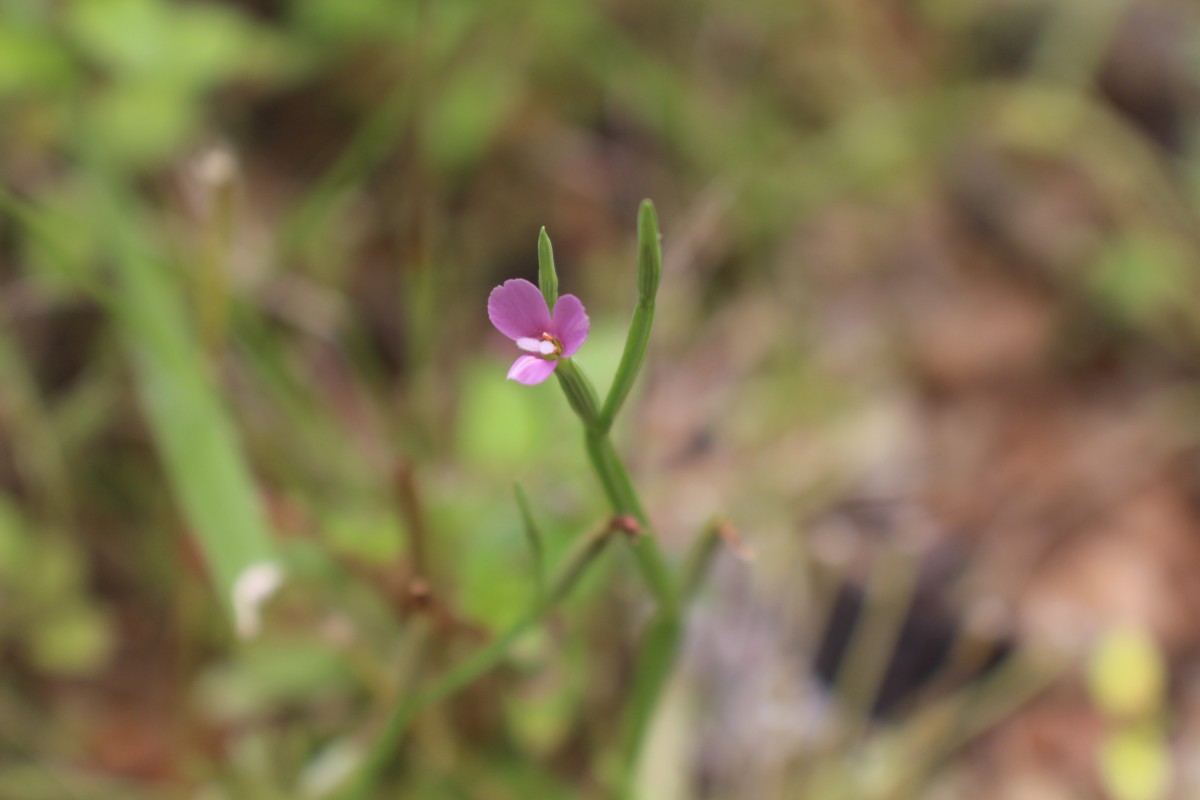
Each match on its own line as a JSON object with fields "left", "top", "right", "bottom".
{"left": 517, "top": 333, "right": 563, "bottom": 360}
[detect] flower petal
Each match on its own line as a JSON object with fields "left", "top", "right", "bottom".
{"left": 551, "top": 294, "right": 590, "bottom": 356}
{"left": 506, "top": 355, "right": 558, "bottom": 385}
{"left": 488, "top": 279, "right": 552, "bottom": 341}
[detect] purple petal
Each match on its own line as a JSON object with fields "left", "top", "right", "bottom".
{"left": 506, "top": 355, "right": 558, "bottom": 385}
{"left": 488, "top": 279, "right": 552, "bottom": 341}
{"left": 551, "top": 294, "right": 589, "bottom": 356}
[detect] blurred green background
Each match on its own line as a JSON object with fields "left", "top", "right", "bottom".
{"left": 3, "top": 0, "right": 1200, "bottom": 797}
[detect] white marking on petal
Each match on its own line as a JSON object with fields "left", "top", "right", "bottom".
{"left": 517, "top": 337, "right": 556, "bottom": 355}
{"left": 233, "top": 561, "right": 284, "bottom": 638}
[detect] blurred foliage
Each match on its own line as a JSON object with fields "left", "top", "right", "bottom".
{"left": 0, "top": 496, "right": 113, "bottom": 675}
{"left": 2, "top": 0, "right": 1200, "bottom": 797}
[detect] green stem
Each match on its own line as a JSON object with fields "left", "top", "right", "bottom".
{"left": 544, "top": 202, "right": 677, "bottom": 796}
{"left": 583, "top": 431, "right": 676, "bottom": 613}
{"left": 339, "top": 520, "right": 618, "bottom": 799}
{"left": 617, "top": 615, "right": 683, "bottom": 800}
{"left": 544, "top": 202, "right": 678, "bottom": 798}
{"left": 577, "top": 415, "right": 681, "bottom": 800}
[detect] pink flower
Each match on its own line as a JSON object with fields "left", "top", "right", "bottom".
{"left": 487, "top": 278, "right": 590, "bottom": 385}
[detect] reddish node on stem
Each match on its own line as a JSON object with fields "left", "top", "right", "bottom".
{"left": 611, "top": 515, "right": 643, "bottom": 538}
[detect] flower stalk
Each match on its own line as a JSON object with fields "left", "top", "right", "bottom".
{"left": 539, "top": 202, "right": 683, "bottom": 797}
{"left": 554, "top": 357, "right": 601, "bottom": 428}
{"left": 346, "top": 200, "right": 690, "bottom": 800}
{"left": 583, "top": 430, "right": 676, "bottom": 613}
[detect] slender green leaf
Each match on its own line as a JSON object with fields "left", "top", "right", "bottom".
{"left": 92, "top": 179, "right": 280, "bottom": 636}
{"left": 514, "top": 481, "right": 547, "bottom": 599}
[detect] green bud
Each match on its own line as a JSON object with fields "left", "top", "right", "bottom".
{"left": 636, "top": 200, "right": 662, "bottom": 301}
{"left": 598, "top": 200, "right": 662, "bottom": 431}
{"left": 538, "top": 227, "right": 558, "bottom": 311}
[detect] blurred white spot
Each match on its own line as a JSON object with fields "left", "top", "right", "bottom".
{"left": 195, "top": 146, "right": 237, "bottom": 188}
{"left": 232, "top": 561, "right": 284, "bottom": 639}
{"left": 299, "top": 739, "right": 362, "bottom": 797}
